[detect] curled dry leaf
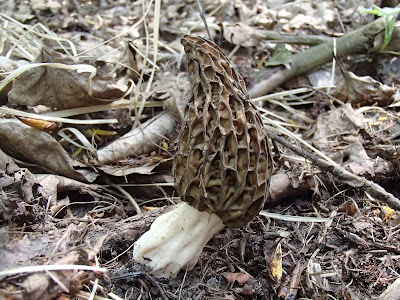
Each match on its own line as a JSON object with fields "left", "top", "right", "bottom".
{"left": 36, "top": 174, "right": 104, "bottom": 207}
{"left": 334, "top": 71, "right": 396, "bottom": 105}
{"left": 236, "top": 284, "right": 253, "bottom": 296}
{"left": 8, "top": 48, "right": 127, "bottom": 110}
{"left": 0, "top": 120, "right": 94, "bottom": 182}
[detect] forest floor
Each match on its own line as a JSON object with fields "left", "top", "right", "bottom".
{"left": 0, "top": 0, "right": 400, "bottom": 299}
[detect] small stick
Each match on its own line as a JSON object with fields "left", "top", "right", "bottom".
{"left": 268, "top": 131, "right": 400, "bottom": 210}
{"left": 195, "top": 0, "right": 213, "bottom": 41}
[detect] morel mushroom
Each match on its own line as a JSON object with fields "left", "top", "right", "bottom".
{"left": 132, "top": 35, "right": 273, "bottom": 278}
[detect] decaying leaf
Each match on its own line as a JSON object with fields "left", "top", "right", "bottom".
{"left": 36, "top": 174, "right": 104, "bottom": 206}
{"left": 281, "top": 1, "right": 336, "bottom": 32}
{"left": 313, "top": 104, "right": 365, "bottom": 149}
{"left": 8, "top": 48, "right": 127, "bottom": 110}
{"left": 334, "top": 71, "right": 396, "bottom": 105}
{"left": 0, "top": 148, "right": 37, "bottom": 203}
{"left": 0, "top": 120, "right": 94, "bottom": 182}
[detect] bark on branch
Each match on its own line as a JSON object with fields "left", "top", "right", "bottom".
{"left": 249, "top": 17, "right": 387, "bottom": 98}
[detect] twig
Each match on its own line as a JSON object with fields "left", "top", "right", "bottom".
{"left": 195, "top": 0, "right": 213, "bottom": 41}
{"left": 268, "top": 131, "right": 400, "bottom": 210}
{"left": 257, "top": 30, "right": 331, "bottom": 45}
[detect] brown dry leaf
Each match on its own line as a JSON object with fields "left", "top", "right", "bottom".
{"left": 313, "top": 104, "right": 365, "bottom": 149}
{"left": 223, "top": 272, "right": 251, "bottom": 285}
{"left": 8, "top": 48, "right": 127, "bottom": 110}
{"left": 339, "top": 202, "right": 358, "bottom": 216}
{"left": 223, "top": 22, "right": 264, "bottom": 47}
{"left": 282, "top": 263, "right": 302, "bottom": 300}
{"left": 0, "top": 120, "right": 94, "bottom": 182}
{"left": 36, "top": 174, "right": 103, "bottom": 207}
{"left": 334, "top": 71, "right": 395, "bottom": 105}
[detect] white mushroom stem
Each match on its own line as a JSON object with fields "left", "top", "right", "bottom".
{"left": 132, "top": 202, "right": 225, "bottom": 278}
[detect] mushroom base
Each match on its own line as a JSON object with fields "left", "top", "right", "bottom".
{"left": 132, "top": 202, "right": 225, "bottom": 278}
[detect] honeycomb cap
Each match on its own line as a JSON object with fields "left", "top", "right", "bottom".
{"left": 173, "top": 35, "right": 273, "bottom": 228}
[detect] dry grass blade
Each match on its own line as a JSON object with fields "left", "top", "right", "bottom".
{"left": 145, "top": 0, "right": 161, "bottom": 93}
{"left": 0, "top": 265, "right": 107, "bottom": 278}
{"left": 76, "top": 0, "right": 153, "bottom": 57}
{"left": 0, "top": 13, "right": 77, "bottom": 58}
{"left": 0, "top": 107, "right": 120, "bottom": 125}
{"left": 58, "top": 127, "right": 97, "bottom": 155}
{"left": 259, "top": 211, "right": 331, "bottom": 223}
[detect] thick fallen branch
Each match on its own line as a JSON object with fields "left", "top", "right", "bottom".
{"left": 97, "top": 111, "right": 178, "bottom": 164}
{"left": 268, "top": 131, "right": 400, "bottom": 210}
{"left": 249, "top": 17, "right": 388, "bottom": 98}
{"left": 257, "top": 30, "right": 331, "bottom": 46}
